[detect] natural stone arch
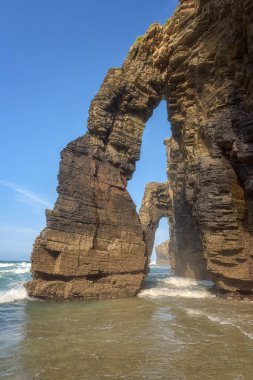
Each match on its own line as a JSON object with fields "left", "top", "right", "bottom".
{"left": 27, "top": 23, "right": 167, "bottom": 300}
{"left": 26, "top": 0, "right": 253, "bottom": 299}
{"left": 139, "top": 182, "right": 172, "bottom": 265}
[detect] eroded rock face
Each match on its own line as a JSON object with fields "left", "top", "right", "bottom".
{"left": 139, "top": 182, "right": 172, "bottom": 263}
{"left": 161, "top": 0, "right": 253, "bottom": 291}
{"left": 26, "top": 134, "right": 148, "bottom": 300}
{"left": 165, "top": 138, "right": 210, "bottom": 281}
{"left": 26, "top": 24, "right": 165, "bottom": 300}
{"left": 26, "top": 0, "right": 253, "bottom": 299}
{"left": 155, "top": 240, "right": 175, "bottom": 267}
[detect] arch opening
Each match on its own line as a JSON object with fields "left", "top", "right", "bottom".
{"left": 127, "top": 100, "right": 171, "bottom": 211}
{"left": 152, "top": 217, "right": 171, "bottom": 267}
{"left": 125, "top": 100, "right": 173, "bottom": 270}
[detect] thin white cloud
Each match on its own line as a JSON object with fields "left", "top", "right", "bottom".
{"left": 0, "top": 225, "right": 37, "bottom": 234}
{"left": 0, "top": 180, "right": 51, "bottom": 208}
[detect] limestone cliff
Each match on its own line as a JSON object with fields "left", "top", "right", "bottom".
{"left": 26, "top": 0, "right": 253, "bottom": 299}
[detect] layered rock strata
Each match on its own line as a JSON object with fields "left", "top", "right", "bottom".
{"left": 139, "top": 182, "right": 172, "bottom": 263}
{"left": 27, "top": 0, "right": 253, "bottom": 299}
{"left": 164, "top": 138, "right": 210, "bottom": 280}
{"left": 155, "top": 240, "right": 175, "bottom": 268}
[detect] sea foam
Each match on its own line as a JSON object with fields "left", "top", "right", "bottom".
{"left": 138, "top": 286, "right": 214, "bottom": 299}
{"left": 0, "top": 263, "right": 15, "bottom": 268}
{"left": 185, "top": 308, "right": 253, "bottom": 340}
{"left": 138, "top": 273, "right": 214, "bottom": 299}
{"left": 0, "top": 262, "right": 31, "bottom": 303}
{"left": 162, "top": 277, "right": 214, "bottom": 288}
{"left": 14, "top": 266, "right": 31, "bottom": 274}
{"left": 0, "top": 285, "right": 29, "bottom": 304}
{"left": 0, "top": 262, "right": 31, "bottom": 274}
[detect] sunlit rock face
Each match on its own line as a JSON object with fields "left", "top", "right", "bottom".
{"left": 155, "top": 240, "right": 173, "bottom": 267}
{"left": 26, "top": 0, "right": 253, "bottom": 299}
{"left": 139, "top": 182, "right": 172, "bottom": 265}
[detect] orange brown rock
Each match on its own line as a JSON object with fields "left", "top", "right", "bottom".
{"left": 155, "top": 240, "right": 175, "bottom": 268}
{"left": 139, "top": 182, "right": 172, "bottom": 266}
{"left": 26, "top": 0, "right": 253, "bottom": 299}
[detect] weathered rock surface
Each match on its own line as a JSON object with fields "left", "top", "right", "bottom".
{"left": 155, "top": 240, "right": 175, "bottom": 268}
{"left": 26, "top": 0, "right": 253, "bottom": 299}
{"left": 139, "top": 182, "right": 172, "bottom": 264}
{"left": 155, "top": 240, "right": 169, "bottom": 267}
{"left": 164, "top": 138, "right": 210, "bottom": 281}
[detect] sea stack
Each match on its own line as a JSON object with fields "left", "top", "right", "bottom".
{"left": 155, "top": 241, "right": 175, "bottom": 268}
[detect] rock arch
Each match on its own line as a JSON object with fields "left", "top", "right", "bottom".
{"left": 26, "top": 0, "right": 253, "bottom": 299}
{"left": 139, "top": 182, "right": 172, "bottom": 264}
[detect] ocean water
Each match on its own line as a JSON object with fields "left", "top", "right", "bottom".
{"left": 0, "top": 262, "right": 253, "bottom": 380}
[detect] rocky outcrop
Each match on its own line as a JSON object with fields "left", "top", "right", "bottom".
{"left": 164, "top": 138, "right": 210, "bottom": 281}
{"left": 155, "top": 240, "right": 169, "bottom": 266}
{"left": 161, "top": 0, "right": 253, "bottom": 291}
{"left": 155, "top": 240, "right": 175, "bottom": 268}
{"left": 26, "top": 25, "right": 165, "bottom": 300}
{"left": 139, "top": 182, "right": 172, "bottom": 264}
{"left": 26, "top": 132, "right": 148, "bottom": 300}
{"left": 26, "top": 0, "right": 253, "bottom": 299}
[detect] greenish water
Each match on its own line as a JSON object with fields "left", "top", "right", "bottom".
{"left": 0, "top": 263, "right": 253, "bottom": 379}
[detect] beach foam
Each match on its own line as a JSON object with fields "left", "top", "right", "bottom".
{"left": 185, "top": 308, "right": 253, "bottom": 340}
{"left": 0, "top": 284, "right": 29, "bottom": 304}
{"left": 0, "top": 262, "right": 31, "bottom": 274}
{"left": 0, "top": 268, "right": 30, "bottom": 274}
{"left": 0, "top": 263, "right": 15, "bottom": 268}
{"left": 186, "top": 308, "right": 235, "bottom": 325}
{"left": 162, "top": 276, "right": 214, "bottom": 288}
{"left": 138, "top": 286, "right": 214, "bottom": 299}
{"left": 0, "top": 262, "right": 31, "bottom": 304}
{"left": 14, "top": 267, "right": 30, "bottom": 274}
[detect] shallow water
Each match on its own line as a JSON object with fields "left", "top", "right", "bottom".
{"left": 0, "top": 263, "right": 253, "bottom": 379}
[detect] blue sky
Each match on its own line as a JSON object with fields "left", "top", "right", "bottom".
{"left": 0, "top": 0, "right": 177, "bottom": 261}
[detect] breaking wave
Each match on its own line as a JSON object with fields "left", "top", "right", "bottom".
{"left": 162, "top": 277, "right": 214, "bottom": 288}
{"left": 139, "top": 286, "right": 214, "bottom": 299}
{"left": 14, "top": 266, "right": 31, "bottom": 274}
{"left": 0, "top": 285, "right": 29, "bottom": 304}
{"left": 0, "top": 263, "right": 15, "bottom": 268}
{"left": 0, "top": 262, "right": 31, "bottom": 275}
{"left": 139, "top": 271, "right": 215, "bottom": 300}
{"left": 0, "top": 262, "right": 31, "bottom": 304}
